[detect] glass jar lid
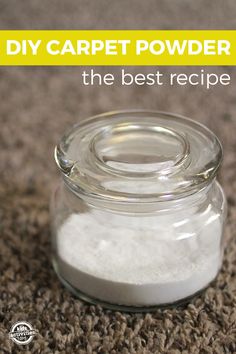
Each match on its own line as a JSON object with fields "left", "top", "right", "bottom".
{"left": 55, "top": 110, "right": 222, "bottom": 203}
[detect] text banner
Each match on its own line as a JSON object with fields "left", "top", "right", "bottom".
{"left": 0, "top": 30, "right": 235, "bottom": 65}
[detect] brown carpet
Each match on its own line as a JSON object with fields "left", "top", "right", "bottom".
{"left": 0, "top": 1, "right": 236, "bottom": 353}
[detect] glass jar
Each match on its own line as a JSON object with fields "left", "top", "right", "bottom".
{"left": 51, "top": 110, "right": 227, "bottom": 311}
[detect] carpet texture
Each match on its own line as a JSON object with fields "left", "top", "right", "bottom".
{"left": 0, "top": 1, "right": 236, "bottom": 353}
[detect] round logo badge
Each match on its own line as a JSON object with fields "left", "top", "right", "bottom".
{"left": 9, "top": 321, "right": 37, "bottom": 345}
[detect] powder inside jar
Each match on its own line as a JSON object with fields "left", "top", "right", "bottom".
{"left": 56, "top": 208, "right": 222, "bottom": 307}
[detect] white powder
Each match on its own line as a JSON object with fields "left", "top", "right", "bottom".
{"left": 57, "top": 210, "right": 222, "bottom": 306}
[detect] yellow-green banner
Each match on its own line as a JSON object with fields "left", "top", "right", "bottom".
{"left": 0, "top": 30, "right": 235, "bottom": 66}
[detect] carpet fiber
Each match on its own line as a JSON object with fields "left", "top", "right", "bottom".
{"left": 0, "top": 1, "right": 236, "bottom": 353}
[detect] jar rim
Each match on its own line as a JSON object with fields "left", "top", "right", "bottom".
{"left": 55, "top": 110, "right": 223, "bottom": 203}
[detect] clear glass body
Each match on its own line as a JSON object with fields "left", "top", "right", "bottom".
{"left": 51, "top": 111, "right": 227, "bottom": 311}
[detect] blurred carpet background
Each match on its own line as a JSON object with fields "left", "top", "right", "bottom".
{"left": 0, "top": 1, "right": 235, "bottom": 353}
